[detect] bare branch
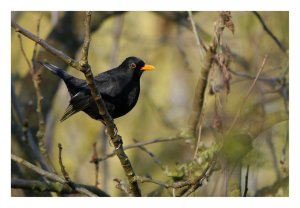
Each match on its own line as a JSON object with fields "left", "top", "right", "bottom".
{"left": 12, "top": 178, "right": 109, "bottom": 197}
{"left": 227, "top": 55, "right": 268, "bottom": 133}
{"left": 253, "top": 11, "right": 287, "bottom": 53}
{"left": 11, "top": 21, "right": 79, "bottom": 68}
{"left": 94, "top": 136, "right": 189, "bottom": 162}
{"left": 17, "top": 18, "right": 54, "bottom": 172}
{"left": 133, "top": 139, "right": 166, "bottom": 172}
{"left": 11, "top": 154, "right": 107, "bottom": 197}
{"left": 58, "top": 144, "right": 72, "bottom": 184}
{"left": 90, "top": 142, "right": 100, "bottom": 187}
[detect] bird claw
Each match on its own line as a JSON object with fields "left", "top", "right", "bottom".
{"left": 104, "top": 126, "right": 118, "bottom": 137}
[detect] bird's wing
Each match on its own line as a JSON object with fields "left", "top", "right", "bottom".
{"left": 60, "top": 91, "right": 91, "bottom": 122}
{"left": 94, "top": 73, "right": 120, "bottom": 97}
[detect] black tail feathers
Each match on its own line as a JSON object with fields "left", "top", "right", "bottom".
{"left": 39, "top": 62, "right": 67, "bottom": 79}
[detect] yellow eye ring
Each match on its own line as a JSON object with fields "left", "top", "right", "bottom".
{"left": 131, "top": 63, "right": 136, "bottom": 69}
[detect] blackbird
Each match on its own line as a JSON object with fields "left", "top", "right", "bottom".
{"left": 41, "top": 56, "right": 155, "bottom": 123}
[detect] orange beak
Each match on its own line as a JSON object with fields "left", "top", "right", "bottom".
{"left": 141, "top": 64, "right": 155, "bottom": 71}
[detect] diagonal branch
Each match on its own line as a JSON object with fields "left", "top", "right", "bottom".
{"left": 11, "top": 154, "right": 109, "bottom": 196}
{"left": 94, "top": 136, "right": 189, "bottom": 162}
{"left": 11, "top": 178, "right": 109, "bottom": 197}
{"left": 253, "top": 11, "right": 287, "bottom": 53}
{"left": 227, "top": 55, "right": 268, "bottom": 133}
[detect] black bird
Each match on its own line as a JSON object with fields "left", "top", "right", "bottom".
{"left": 41, "top": 56, "right": 155, "bottom": 123}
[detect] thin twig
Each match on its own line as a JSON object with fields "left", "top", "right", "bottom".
{"left": 188, "top": 11, "right": 206, "bottom": 57}
{"left": 58, "top": 144, "right": 72, "bottom": 184}
{"left": 17, "top": 20, "right": 53, "bottom": 171}
{"left": 134, "top": 175, "right": 192, "bottom": 189}
{"left": 11, "top": 94, "right": 50, "bottom": 171}
{"left": 113, "top": 178, "right": 130, "bottom": 195}
{"left": 31, "top": 12, "right": 43, "bottom": 70}
{"left": 11, "top": 178, "right": 109, "bottom": 196}
{"left": 181, "top": 157, "right": 216, "bottom": 197}
{"left": 243, "top": 165, "right": 250, "bottom": 197}
{"left": 253, "top": 11, "right": 287, "bottom": 53}
{"left": 133, "top": 139, "right": 166, "bottom": 172}
{"left": 90, "top": 142, "right": 100, "bottom": 187}
{"left": 193, "top": 125, "right": 202, "bottom": 159}
{"left": 94, "top": 136, "right": 189, "bottom": 162}
{"left": 11, "top": 154, "right": 106, "bottom": 197}
{"left": 227, "top": 55, "right": 268, "bottom": 133}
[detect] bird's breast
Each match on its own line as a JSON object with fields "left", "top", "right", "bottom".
{"left": 109, "top": 84, "right": 140, "bottom": 118}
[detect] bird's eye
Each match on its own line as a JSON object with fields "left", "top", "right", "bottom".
{"left": 130, "top": 63, "right": 136, "bottom": 69}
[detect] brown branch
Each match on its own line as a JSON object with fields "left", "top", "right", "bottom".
{"left": 94, "top": 136, "right": 189, "bottom": 162}
{"left": 11, "top": 154, "right": 107, "bottom": 197}
{"left": 113, "top": 178, "right": 131, "bottom": 195}
{"left": 11, "top": 21, "right": 79, "bottom": 69}
{"left": 11, "top": 178, "right": 109, "bottom": 196}
{"left": 134, "top": 156, "right": 216, "bottom": 197}
{"left": 227, "top": 55, "right": 268, "bottom": 133}
{"left": 80, "top": 12, "right": 141, "bottom": 196}
{"left": 17, "top": 19, "right": 54, "bottom": 172}
{"left": 253, "top": 11, "right": 287, "bottom": 53}
{"left": 11, "top": 83, "right": 50, "bottom": 172}
{"left": 12, "top": 154, "right": 65, "bottom": 184}
{"left": 188, "top": 11, "right": 206, "bottom": 56}
{"left": 133, "top": 139, "right": 166, "bottom": 172}
{"left": 181, "top": 157, "right": 216, "bottom": 197}
{"left": 134, "top": 176, "right": 192, "bottom": 189}
{"left": 188, "top": 12, "right": 233, "bottom": 138}
{"left": 90, "top": 142, "right": 100, "bottom": 187}
{"left": 58, "top": 144, "right": 72, "bottom": 184}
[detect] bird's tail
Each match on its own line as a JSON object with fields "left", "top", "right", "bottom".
{"left": 39, "top": 62, "right": 69, "bottom": 80}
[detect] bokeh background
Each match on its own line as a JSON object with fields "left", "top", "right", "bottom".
{"left": 11, "top": 11, "right": 288, "bottom": 196}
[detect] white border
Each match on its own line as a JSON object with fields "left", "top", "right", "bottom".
{"left": 2, "top": 0, "right": 298, "bottom": 207}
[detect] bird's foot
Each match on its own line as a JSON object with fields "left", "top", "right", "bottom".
{"left": 104, "top": 126, "right": 118, "bottom": 137}
{"left": 105, "top": 126, "right": 121, "bottom": 148}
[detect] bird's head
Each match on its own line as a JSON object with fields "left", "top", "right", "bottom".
{"left": 120, "top": 56, "right": 155, "bottom": 77}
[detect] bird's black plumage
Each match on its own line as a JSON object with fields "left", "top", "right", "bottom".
{"left": 41, "top": 56, "right": 154, "bottom": 122}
